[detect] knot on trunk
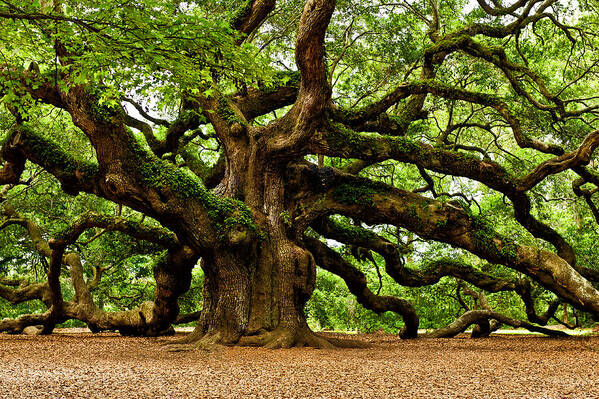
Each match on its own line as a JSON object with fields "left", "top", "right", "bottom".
{"left": 104, "top": 173, "right": 126, "bottom": 196}
{"left": 230, "top": 122, "right": 246, "bottom": 137}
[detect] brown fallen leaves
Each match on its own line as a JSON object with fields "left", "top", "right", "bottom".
{"left": 0, "top": 331, "right": 598, "bottom": 398}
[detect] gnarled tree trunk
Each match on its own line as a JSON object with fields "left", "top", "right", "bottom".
{"left": 182, "top": 242, "right": 318, "bottom": 348}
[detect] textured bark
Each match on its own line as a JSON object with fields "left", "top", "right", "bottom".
{"left": 0, "top": 280, "right": 51, "bottom": 305}
{"left": 231, "top": 0, "right": 276, "bottom": 38}
{"left": 174, "top": 240, "right": 330, "bottom": 348}
{"left": 424, "top": 310, "right": 569, "bottom": 338}
{"left": 173, "top": 159, "right": 330, "bottom": 347}
{"left": 0, "top": 210, "right": 198, "bottom": 336}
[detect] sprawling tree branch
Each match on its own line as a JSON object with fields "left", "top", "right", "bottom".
{"left": 233, "top": 77, "right": 300, "bottom": 120}
{"left": 312, "top": 217, "right": 517, "bottom": 293}
{"left": 0, "top": 208, "right": 198, "bottom": 335}
{"left": 307, "top": 128, "right": 576, "bottom": 266}
{"left": 289, "top": 164, "right": 599, "bottom": 316}
{"left": 304, "top": 236, "right": 419, "bottom": 338}
{"left": 333, "top": 79, "right": 563, "bottom": 155}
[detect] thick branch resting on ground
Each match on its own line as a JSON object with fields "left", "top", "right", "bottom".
{"left": 0, "top": 209, "right": 197, "bottom": 335}
{"left": 423, "top": 309, "right": 569, "bottom": 338}
{"left": 309, "top": 216, "right": 566, "bottom": 335}
{"left": 0, "top": 312, "right": 51, "bottom": 334}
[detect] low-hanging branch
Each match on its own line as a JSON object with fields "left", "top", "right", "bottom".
{"left": 422, "top": 309, "right": 569, "bottom": 338}
{"left": 311, "top": 217, "right": 517, "bottom": 292}
{"left": 0, "top": 208, "right": 198, "bottom": 336}
{"left": 304, "top": 235, "right": 419, "bottom": 338}
{"left": 312, "top": 216, "right": 566, "bottom": 329}
{"left": 290, "top": 164, "right": 599, "bottom": 317}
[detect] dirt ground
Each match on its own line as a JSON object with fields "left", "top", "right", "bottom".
{"left": 1, "top": 331, "right": 598, "bottom": 399}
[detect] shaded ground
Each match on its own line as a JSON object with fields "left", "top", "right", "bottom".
{"left": 1, "top": 331, "right": 598, "bottom": 398}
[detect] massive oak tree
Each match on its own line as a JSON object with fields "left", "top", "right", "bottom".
{"left": 2, "top": 0, "right": 599, "bottom": 347}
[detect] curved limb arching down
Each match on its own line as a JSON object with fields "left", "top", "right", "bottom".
{"left": 424, "top": 286, "right": 566, "bottom": 338}
{"left": 304, "top": 236, "right": 419, "bottom": 339}
{"left": 309, "top": 216, "right": 571, "bottom": 337}
{"left": 291, "top": 164, "right": 599, "bottom": 318}
{"left": 0, "top": 208, "right": 199, "bottom": 336}
{"left": 282, "top": 163, "right": 599, "bottom": 339}
{"left": 305, "top": 226, "right": 570, "bottom": 340}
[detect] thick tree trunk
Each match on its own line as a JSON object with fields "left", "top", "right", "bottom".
{"left": 175, "top": 154, "right": 345, "bottom": 348}
{"left": 178, "top": 236, "right": 333, "bottom": 348}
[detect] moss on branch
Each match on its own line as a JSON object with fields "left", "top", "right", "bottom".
{"left": 127, "top": 134, "right": 259, "bottom": 240}
{"left": 11, "top": 124, "right": 99, "bottom": 193}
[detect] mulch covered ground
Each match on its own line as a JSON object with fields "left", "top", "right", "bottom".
{"left": 0, "top": 331, "right": 598, "bottom": 398}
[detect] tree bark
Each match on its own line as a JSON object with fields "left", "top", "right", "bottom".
{"left": 424, "top": 310, "right": 569, "bottom": 338}
{"left": 175, "top": 239, "right": 335, "bottom": 348}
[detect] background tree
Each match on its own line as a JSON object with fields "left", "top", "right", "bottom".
{"left": 2, "top": 0, "right": 599, "bottom": 347}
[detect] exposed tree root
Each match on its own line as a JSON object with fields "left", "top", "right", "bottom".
{"left": 238, "top": 327, "right": 335, "bottom": 349}
{"left": 165, "top": 326, "right": 369, "bottom": 350}
{"left": 166, "top": 332, "right": 230, "bottom": 352}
